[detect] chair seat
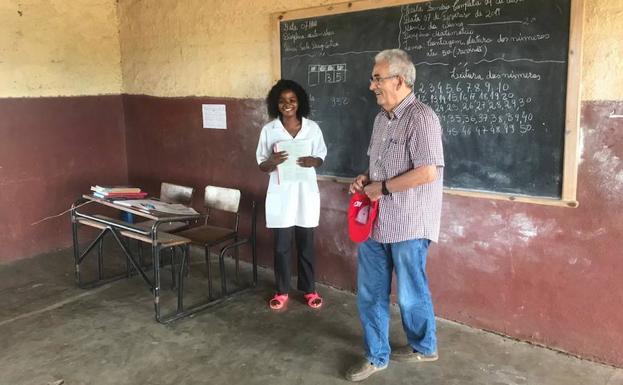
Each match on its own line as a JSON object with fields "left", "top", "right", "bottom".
{"left": 135, "top": 219, "right": 189, "bottom": 233}
{"left": 177, "top": 225, "right": 237, "bottom": 246}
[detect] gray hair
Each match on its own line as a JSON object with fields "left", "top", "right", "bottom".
{"left": 375, "top": 49, "right": 416, "bottom": 88}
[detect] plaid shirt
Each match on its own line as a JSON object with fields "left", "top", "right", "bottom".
{"left": 367, "top": 92, "right": 444, "bottom": 243}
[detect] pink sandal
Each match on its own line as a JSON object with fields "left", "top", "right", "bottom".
{"left": 304, "top": 292, "right": 323, "bottom": 309}
{"left": 269, "top": 293, "right": 288, "bottom": 310}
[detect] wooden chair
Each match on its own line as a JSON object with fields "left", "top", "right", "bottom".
{"left": 135, "top": 182, "right": 194, "bottom": 232}
{"left": 177, "top": 186, "right": 257, "bottom": 298}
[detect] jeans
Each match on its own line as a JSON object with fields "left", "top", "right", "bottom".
{"left": 357, "top": 238, "right": 437, "bottom": 367}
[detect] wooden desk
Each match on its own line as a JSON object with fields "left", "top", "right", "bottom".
{"left": 71, "top": 195, "right": 201, "bottom": 323}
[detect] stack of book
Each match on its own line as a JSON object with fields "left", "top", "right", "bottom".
{"left": 90, "top": 185, "right": 147, "bottom": 199}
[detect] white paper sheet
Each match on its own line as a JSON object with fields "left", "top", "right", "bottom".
{"left": 202, "top": 104, "right": 227, "bottom": 129}
{"left": 275, "top": 140, "right": 315, "bottom": 183}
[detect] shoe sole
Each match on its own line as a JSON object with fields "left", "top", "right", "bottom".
{"left": 345, "top": 365, "right": 387, "bottom": 382}
{"left": 391, "top": 355, "right": 438, "bottom": 363}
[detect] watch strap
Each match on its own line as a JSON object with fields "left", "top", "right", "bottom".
{"left": 381, "top": 180, "right": 390, "bottom": 195}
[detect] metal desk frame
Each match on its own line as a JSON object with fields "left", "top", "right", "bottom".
{"left": 71, "top": 195, "right": 201, "bottom": 323}
{"left": 71, "top": 195, "right": 258, "bottom": 324}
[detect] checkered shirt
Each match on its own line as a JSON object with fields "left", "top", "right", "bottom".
{"left": 367, "top": 92, "right": 445, "bottom": 243}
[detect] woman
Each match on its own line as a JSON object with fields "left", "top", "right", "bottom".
{"left": 255, "top": 79, "right": 327, "bottom": 310}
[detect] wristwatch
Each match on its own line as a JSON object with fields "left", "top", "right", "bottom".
{"left": 381, "top": 180, "right": 390, "bottom": 195}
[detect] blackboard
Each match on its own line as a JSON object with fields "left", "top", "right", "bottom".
{"left": 273, "top": 0, "right": 582, "bottom": 203}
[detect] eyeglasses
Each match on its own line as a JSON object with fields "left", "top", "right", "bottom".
{"left": 369, "top": 75, "right": 398, "bottom": 85}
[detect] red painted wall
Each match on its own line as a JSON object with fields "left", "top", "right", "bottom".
{"left": 430, "top": 101, "right": 622, "bottom": 365}
{"left": 0, "top": 96, "right": 128, "bottom": 262}
{"left": 122, "top": 95, "right": 623, "bottom": 367}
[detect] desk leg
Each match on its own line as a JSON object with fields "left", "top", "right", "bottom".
{"left": 97, "top": 235, "right": 104, "bottom": 281}
{"left": 177, "top": 245, "right": 187, "bottom": 313}
{"left": 153, "top": 243, "right": 161, "bottom": 322}
{"left": 126, "top": 237, "right": 133, "bottom": 278}
{"left": 170, "top": 247, "right": 177, "bottom": 290}
{"left": 71, "top": 220, "right": 80, "bottom": 286}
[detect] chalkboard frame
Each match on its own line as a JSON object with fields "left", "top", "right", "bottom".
{"left": 271, "top": 0, "right": 584, "bottom": 207}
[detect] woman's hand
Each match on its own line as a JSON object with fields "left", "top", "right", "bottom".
{"left": 269, "top": 151, "right": 288, "bottom": 166}
{"left": 259, "top": 151, "right": 288, "bottom": 172}
{"left": 297, "top": 156, "right": 322, "bottom": 168}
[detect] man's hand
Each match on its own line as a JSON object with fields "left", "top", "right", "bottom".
{"left": 297, "top": 156, "right": 321, "bottom": 168}
{"left": 363, "top": 182, "right": 383, "bottom": 201}
{"left": 349, "top": 174, "right": 369, "bottom": 194}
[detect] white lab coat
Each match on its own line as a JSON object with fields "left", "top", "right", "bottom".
{"left": 256, "top": 118, "right": 327, "bottom": 228}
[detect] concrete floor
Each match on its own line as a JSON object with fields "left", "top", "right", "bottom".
{"left": 1, "top": 245, "right": 622, "bottom": 385}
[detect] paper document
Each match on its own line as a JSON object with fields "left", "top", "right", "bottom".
{"left": 113, "top": 199, "right": 199, "bottom": 215}
{"left": 275, "top": 140, "right": 315, "bottom": 183}
{"left": 202, "top": 104, "right": 227, "bottom": 129}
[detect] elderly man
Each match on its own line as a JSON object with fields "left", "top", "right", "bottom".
{"left": 346, "top": 49, "right": 445, "bottom": 382}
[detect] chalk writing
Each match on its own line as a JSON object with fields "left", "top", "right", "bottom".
{"left": 282, "top": 20, "right": 339, "bottom": 55}
{"left": 416, "top": 74, "right": 544, "bottom": 136}
{"left": 391, "top": 1, "right": 562, "bottom": 142}
{"left": 308, "top": 63, "right": 347, "bottom": 87}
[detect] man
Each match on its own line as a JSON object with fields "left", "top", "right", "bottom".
{"left": 346, "top": 49, "right": 444, "bottom": 382}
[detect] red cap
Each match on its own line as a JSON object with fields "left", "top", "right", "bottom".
{"left": 347, "top": 191, "right": 379, "bottom": 243}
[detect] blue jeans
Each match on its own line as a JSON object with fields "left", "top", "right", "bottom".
{"left": 357, "top": 238, "right": 437, "bottom": 367}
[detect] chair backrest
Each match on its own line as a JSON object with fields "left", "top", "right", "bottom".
{"left": 160, "top": 182, "right": 193, "bottom": 205}
{"left": 204, "top": 186, "right": 241, "bottom": 213}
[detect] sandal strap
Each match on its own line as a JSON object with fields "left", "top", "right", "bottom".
{"left": 304, "top": 292, "right": 320, "bottom": 300}
{"left": 269, "top": 293, "right": 288, "bottom": 310}
{"left": 271, "top": 293, "right": 288, "bottom": 302}
{"left": 304, "top": 292, "right": 323, "bottom": 307}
